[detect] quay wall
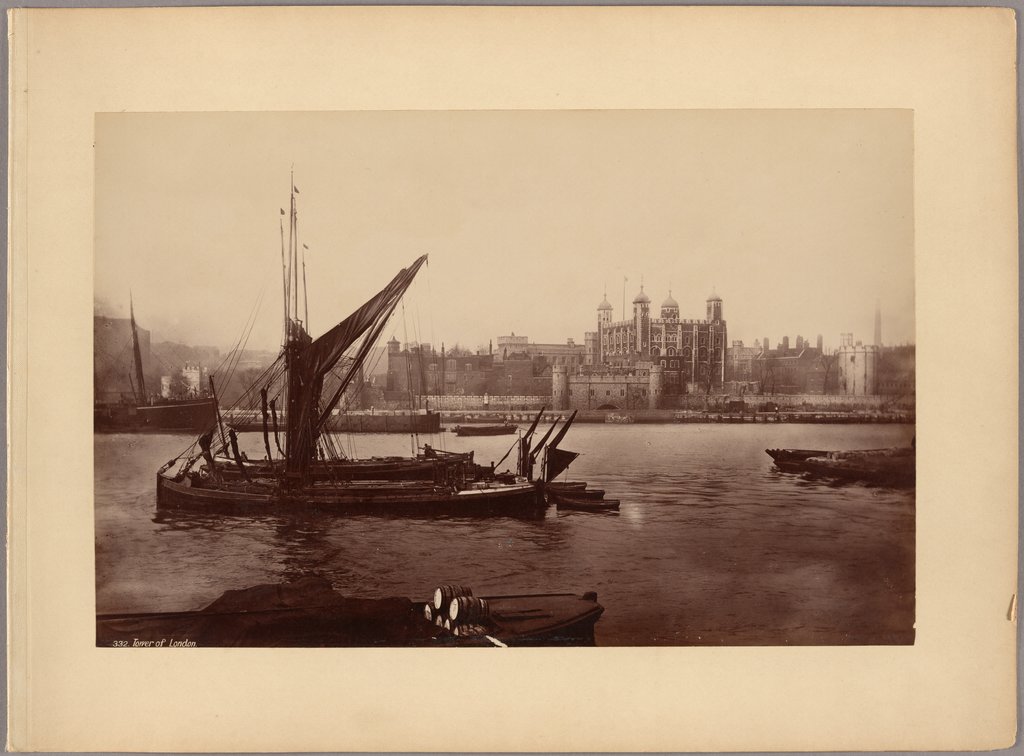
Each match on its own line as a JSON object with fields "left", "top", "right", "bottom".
{"left": 403, "top": 395, "right": 549, "bottom": 412}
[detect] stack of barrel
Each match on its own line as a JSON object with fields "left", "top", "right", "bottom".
{"left": 422, "top": 584, "right": 492, "bottom": 638}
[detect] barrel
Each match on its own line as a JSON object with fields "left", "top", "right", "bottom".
{"left": 433, "top": 584, "right": 473, "bottom": 611}
{"left": 434, "top": 614, "right": 444, "bottom": 627}
{"left": 449, "top": 596, "right": 490, "bottom": 623}
{"left": 423, "top": 603, "right": 434, "bottom": 622}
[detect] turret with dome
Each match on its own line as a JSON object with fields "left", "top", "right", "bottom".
{"left": 661, "top": 291, "right": 679, "bottom": 320}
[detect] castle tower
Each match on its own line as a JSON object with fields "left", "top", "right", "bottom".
{"left": 597, "top": 292, "right": 613, "bottom": 364}
{"left": 633, "top": 285, "right": 651, "bottom": 356}
{"left": 552, "top": 365, "right": 569, "bottom": 411}
{"left": 649, "top": 364, "right": 664, "bottom": 409}
{"left": 706, "top": 292, "right": 723, "bottom": 323}
{"left": 597, "top": 292, "right": 613, "bottom": 326}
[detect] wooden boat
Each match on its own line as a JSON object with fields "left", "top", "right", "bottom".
{"left": 210, "top": 445, "right": 477, "bottom": 483}
{"left": 94, "top": 296, "right": 217, "bottom": 433}
{"left": 156, "top": 474, "right": 543, "bottom": 516}
{"left": 156, "top": 186, "right": 542, "bottom": 518}
{"left": 766, "top": 446, "right": 915, "bottom": 487}
{"left": 545, "top": 480, "right": 588, "bottom": 492}
{"left": 453, "top": 423, "right": 517, "bottom": 437}
{"left": 547, "top": 489, "right": 620, "bottom": 511}
{"left": 96, "top": 577, "right": 603, "bottom": 647}
{"left": 546, "top": 486, "right": 607, "bottom": 502}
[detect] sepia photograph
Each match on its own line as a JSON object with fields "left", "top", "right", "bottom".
{"left": 94, "top": 109, "right": 916, "bottom": 648}
{"left": 9, "top": 5, "right": 1017, "bottom": 752}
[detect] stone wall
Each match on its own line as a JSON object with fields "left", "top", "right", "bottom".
{"left": 666, "top": 392, "right": 913, "bottom": 411}
{"left": 409, "top": 394, "right": 549, "bottom": 411}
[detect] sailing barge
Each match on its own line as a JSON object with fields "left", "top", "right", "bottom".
{"left": 157, "top": 188, "right": 541, "bottom": 517}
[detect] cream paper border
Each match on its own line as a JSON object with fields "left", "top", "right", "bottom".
{"left": 7, "top": 6, "right": 1018, "bottom": 752}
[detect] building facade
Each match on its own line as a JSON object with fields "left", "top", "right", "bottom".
{"left": 495, "top": 333, "right": 586, "bottom": 369}
{"left": 595, "top": 288, "right": 727, "bottom": 394}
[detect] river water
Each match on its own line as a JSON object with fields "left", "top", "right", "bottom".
{"left": 95, "top": 422, "right": 915, "bottom": 646}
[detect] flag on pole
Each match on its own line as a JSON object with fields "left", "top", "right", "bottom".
{"left": 293, "top": 186, "right": 300, "bottom": 194}
{"left": 280, "top": 208, "right": 285, "bottom": 215}
{"left": 303, "top": 244, "right": 308, "bottom": 250}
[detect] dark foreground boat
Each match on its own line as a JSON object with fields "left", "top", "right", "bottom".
{"left": 156, "top": 188, "right": 541, "bottom": 517}
{"left": 453, "top": 423, "right": 517, "bottom": 437}
{"left": 96, "top": 577, "right": 603, "bottom": 647}
{"left": 766, "top": 446, "right": 915, "bottom": 487}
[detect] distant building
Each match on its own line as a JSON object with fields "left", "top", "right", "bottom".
{"left": 495, "top": 333, "right": 586, "bottom": 369}
{"left": 385, "top": 338, "right": 550, "bottom": 399}
{"left": 726, "top": 340, "right": 760, "bottom": 383}
{"left": 749, "top": 334, "right": 832, "bottom": 394}
{"left": 837, "top": 333, "right": 878, "bottom": 396}
{"left": 555, "top": 363, "right": 664, "bottom": 411}
{"left": 595, "top": 287, "right": 727, "bottom": 394}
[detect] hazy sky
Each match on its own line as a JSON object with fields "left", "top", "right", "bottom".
{"left": 95, "top": 110, "right": 914, "bottom": 354}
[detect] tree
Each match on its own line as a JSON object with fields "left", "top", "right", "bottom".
{"left": 820, "top": 352, "right": 840, "bottom": 394}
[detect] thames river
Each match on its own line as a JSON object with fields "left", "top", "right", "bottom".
{"left": 95, "top": 422, "right": 915, "bottom": 646}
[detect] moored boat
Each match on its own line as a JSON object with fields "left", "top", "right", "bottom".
{"left": 95, "top": 396, "right": 218, "bottom": 432}
{"left": 453, "top": 423, "right": 517, "bottom": 437}
{"left": 766, "top": 446, "right": 915, "bottom": 487}
{"left": 550, "top": 491, "right": 620, "bottom": 512}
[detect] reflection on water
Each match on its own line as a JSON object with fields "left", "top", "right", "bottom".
{"left": 96, "top": 423, "right": 915, "bottom": 645}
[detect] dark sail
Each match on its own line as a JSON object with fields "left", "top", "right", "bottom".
{"left": 129, "top": 295, "right": 147, "bottom": 405}
{"left": 529, "top": 420, "right": 560, "bottom": 464}
{"left": 547, "top": 410, "right": 578, "bottom": 452}
{"left": 522, "top": 407, "right": 546, "bottom": 444}
{"left": 310, "top": 255, "right": 428, "bottom": 431}
{"left": 545, "top": 448, "right": 580, "bottom": 482}
{"left": 283, "top": 255, "right": 428, "bottom": 481}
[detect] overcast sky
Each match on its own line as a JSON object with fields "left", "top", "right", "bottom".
{"left": 95, "top": 110, "right": 914, "bottom": 354}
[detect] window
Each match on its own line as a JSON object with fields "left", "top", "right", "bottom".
{"left": 660, "top": 360, "right": 667, "bottom": 367}
{"left": 671, "top": 360, "right": 679, "bottom": 368}
{"left": 667, "top": 347, "right": 676, "bottom": 357}
{"left": 651, "top": 347, "right": 660, "bottom": 356}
